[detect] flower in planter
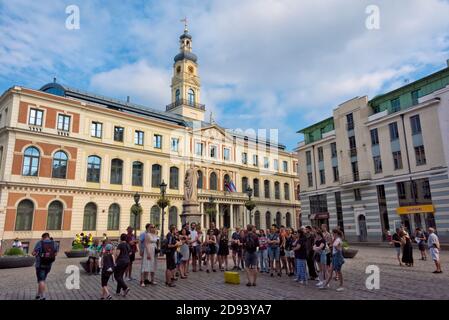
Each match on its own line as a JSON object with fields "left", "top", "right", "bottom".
{"left": 244, "top": 200, "right": 256, "bottom": 212}
{"left": 157, "top": 198, "right": 170, "bottom": 209}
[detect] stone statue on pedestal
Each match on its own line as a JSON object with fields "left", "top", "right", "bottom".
{"left": 182, "top": 164, "right": 201, "bottom": 225}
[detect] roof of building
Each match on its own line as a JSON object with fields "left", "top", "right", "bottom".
{"left": 296, "top": 116, "right": 334, "bottom": 134}
{"left": 38, "top": 82, "right": 287, "bottom": 151}
{"left": 174, "top": 51, "right": 198, "bottom": 63}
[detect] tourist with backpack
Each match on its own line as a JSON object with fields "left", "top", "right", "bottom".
{"left": 100, "top": 244, "right": 115, "bottom": 300}
{"left": 267, "top": 224, "right": 281, "bottom": 277}
{"left": 32, "top": 232, "right": 58, "bottom": 300}
{"left": 242, "top": 225, "right": 259, "bottom": 286}
{"left": 164, "top": 225, "right": 180, "bottom": 287}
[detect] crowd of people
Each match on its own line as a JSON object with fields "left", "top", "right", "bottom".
{"left": 389, "top": 226, "right": 442, "bottom": 273}
{"left": 26, "top": 222, "right": 444, "bottom": 300}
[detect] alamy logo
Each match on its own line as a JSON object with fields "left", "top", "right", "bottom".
{"left": 65, "top": 5, "right": 80, "bottom": 30}
{"left": 65, "top": 265, "right": 80, "bottom": 290}
{"left": 365, "top": 5, "right": 380, "bottom": 30}
{"left": 365, "top": 265, "right": 380, "bottom": 290}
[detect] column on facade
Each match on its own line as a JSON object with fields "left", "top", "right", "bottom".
{"left": 215, "top": 203, "right": 219, "bottom": 228}
{"left": 229, "top": 204, "right": 234, "bottom": 232}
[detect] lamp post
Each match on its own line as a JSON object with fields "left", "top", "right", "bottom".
{"left": 132, "top": 192, "right": 141, "bottom": 240}
{"left": 159, "top": 180, "right": 167, "bottom": 243}
{"left": 208, "top": 196, "right": 215, "bottom": 226}
{"left": 246, "top": 185, "right": 253, "bottom": 225}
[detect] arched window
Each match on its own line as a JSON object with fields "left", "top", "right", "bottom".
{"left": 87, "top": 156, "right": 101, "bottom": 182}
{"left": 169, "top": 206, "right": 178, "bottom": 228}
{"left": 47, "top": 200, "right": 63, "bottom": 230}
{"left": 15, "top": 199, "right": 34, "bottom": 231}
{"left": 296, "top": 184, "right": 301, "bottom": 200}
{"left": 132, "top": 161, "right": 143, "bottom": 186}
{"left": 152, "top": 164, "right": 162, "bottom": 188}
{"left": 107, "top": 203, "right": 120, "bottom": 230}
{"left": 254, "top": 211, "right": 261, "bottom": 230}
{"left": 169, "top": 167, "right": 179, "bottom": 189}
{"left": 175, "top": 89, "right": 180, "bottom": 102}
{"left": 253, "top": 178, "right": 259, "bottom": 197}
{"left": 188, "top": 89, "right": 195, "bottom": 106}
{"left": 197, "top": 170, "right": 203, "bottom": 189}
{"left": 265, "top": 211, "right": 271, "bottom": 229}
{"left": 150, "top": 205, "right": 160, "bottom": 228}
{"left": 274, "top": 181, "right": 280, "bottom": 200}
{"left": 83, "top": 202, "right": 97, "bottom": 231}
{"left": 284, "top": 183, "right": 290, "bottom": 200}
{"left": 22, "top": 146, "right": 40, "bottom": 176}
{"left": 110, "top": 158, "right": 123, "bottom": 184}
{"left": 209, "top": 172, "right": 218, "bottom": 190}
{"left": 52, "top": 151, "right": 68, "bottom": 179}
{"left": 276, "top": 212, "right": 282, "bottom": 227}
{"left": 223, "top": 174, "right": 231, "bottom": 191}
{"left": 242, "top": 177, "right": 249, "bottom": 193}
{"left": 264, "top": 180, "right": 270, "bottom": 199}
{"left": 286, "top": 212, "right": 292, "bottom": 228}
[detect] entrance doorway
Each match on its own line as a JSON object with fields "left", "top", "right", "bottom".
{"left": 358, "top": 215, "right": 368, "bottom": 242}
{"left": 222, "top": 207, "right": 230, "bottom": 229}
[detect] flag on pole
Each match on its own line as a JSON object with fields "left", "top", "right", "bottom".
{"left": 225, "top": 180, "right": 237, "bottom": 192}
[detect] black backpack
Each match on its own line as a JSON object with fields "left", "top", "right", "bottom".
{"left": 39, "top": 241, "right": 56, "bottom": 265}
{"left": 245, "top": 235, "right": 257, "bottom": 252}
{"left": 160, "top": 238, "right": 169, "bottom": 255}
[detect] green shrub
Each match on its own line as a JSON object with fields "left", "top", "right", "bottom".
{"left": 342, "top": 240, "right": 349, "bottom": 249}
{"left": 71, "top": 243, "right": 85, "bottom": 251}
{"left": 4, "top": 247, "right": 25, "bottom": 256}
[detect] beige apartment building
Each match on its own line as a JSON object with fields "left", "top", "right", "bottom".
{"left": 296, "top": 61, "right": 449, "bottom": 242}
{"left": 0, "top": 28, "right": 299, "bottom": 252}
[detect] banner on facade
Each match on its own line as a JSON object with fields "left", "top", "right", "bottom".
{"left": 396, "top": 205, "right": 435, "bottom": 215}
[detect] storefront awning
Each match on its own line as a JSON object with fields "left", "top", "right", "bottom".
{"left": 396, "top": 205, "right": 435, "bottom": 215}
{"left": 309, "top": 212, "right": 330, "bottom": 220}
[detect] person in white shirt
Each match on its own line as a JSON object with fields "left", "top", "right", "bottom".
{"left": 189, "top": 222, "right": 200, "bottom": 272}
{"left": 12, "top": 238, "right": 23, "bottom": 249}
{"left": 427, "top": 228, "right": 442, "bottom": 274}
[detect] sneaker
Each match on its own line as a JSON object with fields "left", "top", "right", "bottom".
{"left": 316, "top": 281, "right": 323, "bottom": 287}
{"left": 299, "top": 280, "right": 305, "bottom": 285}
{"left": 122, "top": 288, "right": 130, "bottom": 297}
{"left": 336, "top": 287, "right": 345, "bottom": 292}
{"left": 35, "top": 295, "right": 41, "bottom": 300}
{"left": 318, "top": 285, "right": 329, "bottom": 290}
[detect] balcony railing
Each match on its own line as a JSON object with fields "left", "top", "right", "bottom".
{"left": 346, "top": 122, "right": 354, "bottom": 131}
{"left": 166, "top": 99, "right": 206, "bottom": 111}
{"left": 339, "top": 171, "right": 371, "bottom": 185}
{"left": 348, "top": 148, "right": 357, "bottom": 157}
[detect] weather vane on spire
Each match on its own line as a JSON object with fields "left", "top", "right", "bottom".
{"left": 180, "top": 17, "right": 188, "bottom": 32}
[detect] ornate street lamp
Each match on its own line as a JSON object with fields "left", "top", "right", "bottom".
{"left": 158, "top": 180, "right": 168, "bottom": 243}
{"left": 245, "top": 185, "right": 255, "bottom": 226}
{"left": 131, "top": 192, "right": 142, "bottom": 240}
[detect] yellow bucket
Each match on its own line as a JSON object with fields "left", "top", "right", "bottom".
{"left": 224, "top": 271, "right": 240, "bottom": 284}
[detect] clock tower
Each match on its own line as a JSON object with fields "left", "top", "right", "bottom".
{"left": 166, "top": 21, "right": 205, "bottom": 122}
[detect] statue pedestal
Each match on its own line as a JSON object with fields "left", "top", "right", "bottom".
{"left": 181, "top": 202, "right": 201, "bottom": 226}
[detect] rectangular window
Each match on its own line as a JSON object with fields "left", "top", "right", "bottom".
{"left": 134, "top": 130, "right": 144, "bottom": 145}
{"left": 210, "top": 145, "right": 217, "bottom": 158}
{"left": 307, "top": 172, "right": 313, "bottom": 187}
{"left": 422, "top": 179, "right": 432, "bottom": 200}
{"left": 319, "top": 169, "right": 326, "bottom": 185}
{"left": 224, "top": 148, "right": 231, "bottom": 161}
{"left": 410, "top": 115, "right": 422, "bottom": 135}
{"left": 393, "top": 151, "right": 403, "bottom": 170}
{"left": 29, "top": 108, "right": 43, "bottom": 126}
{"left": 390, "top": 97, "right": 401, "bottom": 113}
{"left": 153, "top": 134, "right": 162, "bottom": 149}
{"left": 346, "top": 113, "right": 354, "bottom": 131}
{"left": 241, "top": 152, "right": 248, "bottom": 164}
{"left": 411, "top": 90, "right": 420, "bottom": 106}
{"left": 171, "top": 138, "right": 179, "bottom": 152}
{"left": 273, "top": 159, "right": 279, "bottom": 170}
{"left": 91, "top": 122, "right": 102, "bottom": 138}
{"left": 349, "top": 136, "right": 357, "bottom": 157}
{"left": 58, "top": 114, "right": 71, "bottom": 132}
{"left": 373, "top": 156, "right": 383, "bottom": 174}
{"left": 195, "top": 142, "right": 204, "bottom": 156}
{"left": 317, "top": 147, "right": 324, "bottom": 162}
{"left": 293, "top": 162, "right": 298, "bottom": 173}
{"left": 415, "top": 145, "right": 426, "bottom": 166}
{"left": 306, "top": 151, "right": 312, "bottom": 166}
{"left": 333, "top": 166, "right": 339, "bottom": 182}
{"left": 253, "top": 154, "right": 258, "bottom": 167}
{"left": 389, "top": 122, "right": 399, "bottom": 141}
{"left": 264, "top": 157, "right": 269, "bottom": 169}
{"left": 370, "top": 128, "right": 379, "bottom": 146}
{"left": 283, "top": 161, "right": 288, "bottom": 172}
{"left": 397, "top": 182, "right": 407, "bottom": 200}
{"left": 352, "top": 161, "right": 359, "bottom": 181}
{"left": 354, "top": 189, "right": 362, "bottom": 201}
{"left": 330, "top": 143, "right": 337, "bottom": 158}
{"left": 114, "top": 126, "right": 124, "bottom": 142}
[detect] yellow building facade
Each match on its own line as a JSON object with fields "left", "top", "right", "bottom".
{"left": 0, "top": 28, "right": 300, "bottom": 252}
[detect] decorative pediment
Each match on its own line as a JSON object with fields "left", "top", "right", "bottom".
{"left": 194, "top": 124, "right": 234, "bottom": 144}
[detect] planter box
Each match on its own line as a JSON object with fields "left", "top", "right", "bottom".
{"left": 65, "top": 250, "right": 88, "bottom": 258}
{"left": 0, "top": 256, "right": 35, "bottom": 269}
{"left": 342, "top": 248, "right": 358, "bottom": 259}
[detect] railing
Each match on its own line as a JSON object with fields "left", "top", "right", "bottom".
{"left": 339, "top": 171, "right": 371, "bottom": 185}
{"left": 166, "top": 99, "right": 206, "bottom": 111}
{"left": 346, "top": 122, "right": 354, "bottom": 131}
{"left": 348, "top": 148, "right": 357, "bottom": 157}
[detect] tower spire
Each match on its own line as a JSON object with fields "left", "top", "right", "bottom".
{"left": 180, "top": 17, "right": 188, "bottom": 33}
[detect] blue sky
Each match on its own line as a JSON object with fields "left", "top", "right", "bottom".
{"left": 1, "top": 0, "right": 449, "bottom": 150}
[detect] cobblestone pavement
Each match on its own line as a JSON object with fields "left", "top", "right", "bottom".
{"left": 0, "top": 245, "right": 448, "bottom": 300}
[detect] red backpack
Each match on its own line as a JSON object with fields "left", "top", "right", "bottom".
{"left": 39, "top": 241, "right": 56, "bottom": 265}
